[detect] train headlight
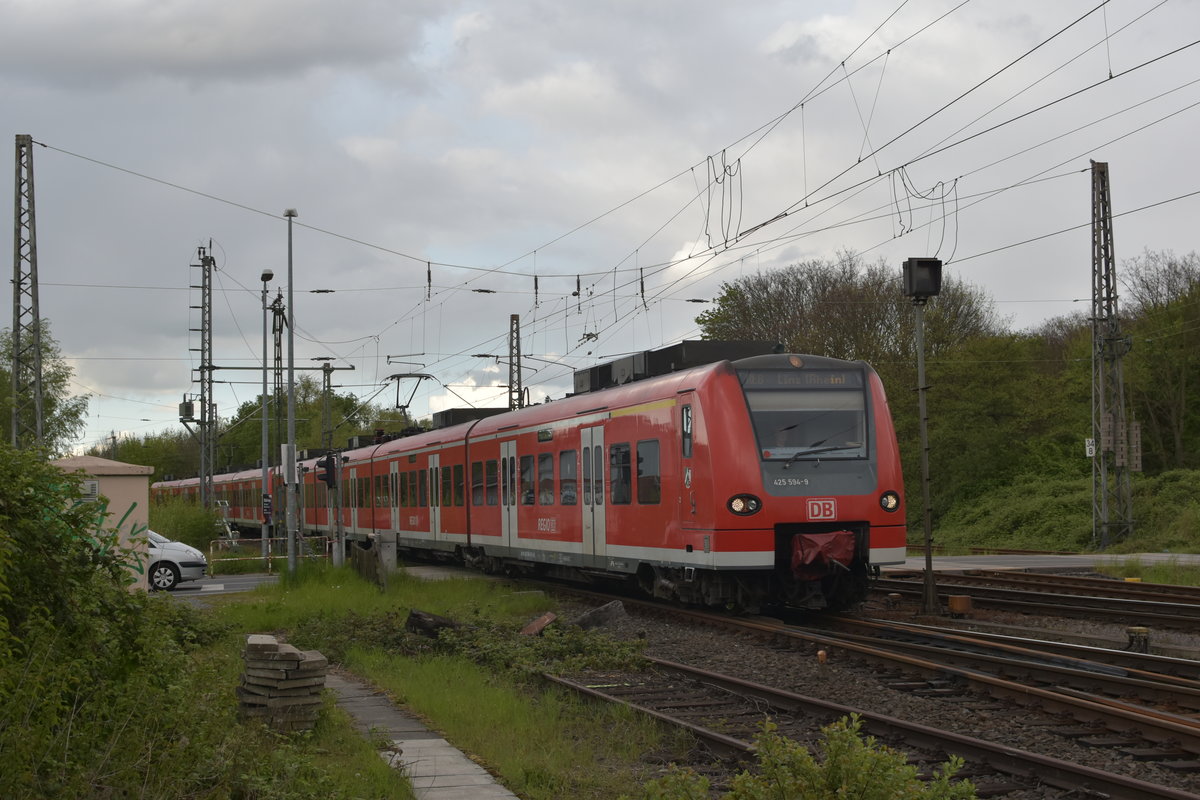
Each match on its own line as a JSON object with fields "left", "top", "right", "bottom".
{"left": 879, "top": 491, "right": 901, "bottom": 512}
{"left": 728, "top": 494, "right": 762, "bottom": 515}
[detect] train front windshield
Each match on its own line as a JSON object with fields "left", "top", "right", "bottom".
{"left": 740, "top": 368, "right": 868, "bottom": 461}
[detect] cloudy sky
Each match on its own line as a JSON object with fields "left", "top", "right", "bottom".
{"left": 3, "top": 0, "right": 1198, "bottom": 456}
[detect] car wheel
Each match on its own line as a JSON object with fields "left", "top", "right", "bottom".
{"left": 149, "top": 562, "right": 180, "bottom": 591}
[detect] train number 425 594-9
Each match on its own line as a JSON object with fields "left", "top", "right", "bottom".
{"left": 773, "top": 477, "right": 811, "bottom": 487}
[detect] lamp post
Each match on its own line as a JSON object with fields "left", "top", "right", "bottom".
{"left": 903, "top": 257, "right": 942, "bottom": 616}
{"left": 284, "top": 209, "right": 298, "bottom": 575}
{"left": 260, "top": 269, "right": 273, "bottom": 563}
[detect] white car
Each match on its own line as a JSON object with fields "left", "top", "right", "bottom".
{"left": 146, "top": 530, "right": 208, "bottom": 590}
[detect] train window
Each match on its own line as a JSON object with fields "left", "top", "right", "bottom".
{"left": 441, "top": 466, "right": 452, "bottom": 507}
{"left": 418, "top": 469, "right": 428, "bottom": 508}
{"left": 681, "top": 404, "right": 693, "bottom": 458}
{"left": 472, "top": 462, "right": 484, "bottom": 505}
{"left": 609, "top": 443, "right": 631, "bottom": 505}
{"left": 501, "top": 457, "right": 509, "bottom": 506}
{"left": 745, "top": 383, "right": 868, "bottom": 461}
{"left": 582, "top": 447, "right": 592, "bottom": 505}
{"left": 391, "top": 472, "right": 399, "bottom": 508}
{"left": 593, "top": 447, "right": 604, "bottom": 506}
{"left": 453, "top": 464, "right": 465, "bottom": 507}
{"left": 538, "top": 453, "right": 554, "bottom": 505}
{"left": 507, "top": 456, "right": 517, "bottom": 507}
{"left": 485, "top": 460, "right": 499, "bottom": 506}
{"left": 429, "top": 468, "right": 439, "bottom": 508}
{"left": 410, "top": 470, "right": 419, "bottom": 506}
{"left": 519, "top": 455, "right": 536, "bottom": 505}
{"left": 637, "top": 440, "right": 661, "bottom": 504}
{"left": 360, "top": 476, "right": 370, "bottom": 509}
{"left": 559, "top": 450, "right": 577, "bottom": 505}
{"left": 399, "top": 472, "right": 408, "bottom": 507}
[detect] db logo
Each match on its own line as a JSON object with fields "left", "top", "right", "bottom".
{"left": 807, "top": 498, "right": 837, "bottom": 520}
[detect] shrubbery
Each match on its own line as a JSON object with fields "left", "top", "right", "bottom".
{"left": 632, "top": 717, "right": 976, "bottom": 800}
{"left": 0, "top": 446, "right": 409, "bottom": 799}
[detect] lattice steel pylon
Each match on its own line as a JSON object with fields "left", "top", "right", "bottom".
{"left": 508, "top": 313, "right": 523, "bottom": 410}
{"left": 1090, "top": 161, "right": 1137, "bottom": 548}
{"left": 12, "top": 134, "right": 44, "bottom": 450}
{"left": 184, "top": 243, "right": 216, "bottom": 506}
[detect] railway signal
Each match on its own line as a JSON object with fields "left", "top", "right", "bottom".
{"left": 903, "top": 257, "right": 943, "bottom": 616}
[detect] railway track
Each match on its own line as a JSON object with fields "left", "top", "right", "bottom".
{"left": 876, "top": 572, "right": 1200, "bottom": 631}
{"left": 547, "top": 657, "right": 1200, "bottom": 799}
{"left": 546, "top": 585, "right": 1200, "bottom": 796}
{"left": 797, "top": 616, "right": 1200, "bottom": 716}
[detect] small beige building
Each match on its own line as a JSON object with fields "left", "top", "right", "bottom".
{"left": 52, "top": 455, "right": 154, "bottom": 591}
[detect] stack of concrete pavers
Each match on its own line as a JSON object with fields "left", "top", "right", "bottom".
{"left": 237, "top": 634, "right": 328, "bottom": 732}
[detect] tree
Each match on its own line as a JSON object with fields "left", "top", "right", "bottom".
{"left": 0, "top": 320, "right": 89, "bottom": 457}
{"left": 1120, "top": 250, "right": 1200, "bottom": 471}
{"left": 695, "top": 250, "right": 1005, "bottom": 370}
{"left": 96, "top": 373, "right": 404, "bottom": 480}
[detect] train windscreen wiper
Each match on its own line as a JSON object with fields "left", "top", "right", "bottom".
{"left": 782, "top": 445, "right": 857, "bottom": 469}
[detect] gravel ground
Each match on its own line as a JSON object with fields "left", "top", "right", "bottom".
{"left": 563, "top": 591, "right": 1200, "bottom": 797}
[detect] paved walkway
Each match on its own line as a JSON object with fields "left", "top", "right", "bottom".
{"left": 327, "top": 671, "right": 518, "bottom": 799}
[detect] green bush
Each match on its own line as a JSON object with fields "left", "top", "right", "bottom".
{"left": 932, "top": 468, "right": 1200, "bottom": 554}
{"left": 632, "top": 716, "right": 976, "bottom": 800}
{"left": 148, "top": 494, "right": 225, "bottom": 551}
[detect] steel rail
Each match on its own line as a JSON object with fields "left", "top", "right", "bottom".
{"left": 795, "top": 619, "right": 1200, "bottom": 711}
{"left": 863, "top": 617, "right": 1200, "bottom": 678}
{"left": 876, "top": 578, "right": 1200, "bottom": 629}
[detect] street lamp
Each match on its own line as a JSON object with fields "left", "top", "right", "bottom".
{"left": 903, "top": 257, "right": 942, "bottom": 616}
{"left": 260, "top": 268, "right": 273, "bottom": 563}
{"left": 284, "top": 209, "right": 298, "bottom": 575}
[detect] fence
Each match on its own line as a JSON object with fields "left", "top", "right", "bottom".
{"left": 207, "top": 536, "right": 331, "bottom": 576}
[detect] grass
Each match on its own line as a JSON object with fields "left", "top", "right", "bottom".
{"left": 345, "top": 647, "right": 676, "bottom": 799}
{"left": 1093, "top": 556, "right": 1200, "bottom": 587}
{"left": 208, "top": 563, "right": 691, "bottom": 799}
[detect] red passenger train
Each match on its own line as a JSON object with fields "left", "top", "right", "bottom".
{"left": 153, "top": 349, "right": 907, "bottom": 611}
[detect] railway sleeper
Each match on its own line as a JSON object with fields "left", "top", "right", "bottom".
{"left": 1116, "top": 746, "right": 1197, "bottom": 762}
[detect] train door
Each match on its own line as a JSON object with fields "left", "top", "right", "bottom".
{"left": 428, "top": 454, "right": 441, "bottom": 539}
{"left": 581, "top": 426, "right": 607, "bottom": 559}
{"left": 500, "top": 440, "right": 517, "bottom": 549}
{"left": 680, "top": 393, "right": 700, "bottom": 529}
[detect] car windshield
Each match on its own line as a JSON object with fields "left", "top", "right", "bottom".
{"left": 147, "top": 530, "right": 169, "bottom": 545}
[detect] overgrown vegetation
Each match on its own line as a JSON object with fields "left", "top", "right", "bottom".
{"left": 630, "top": 717, "right": 976, "bottom": 800}
{"left": 212, "top": 564, "right": 688, "bottom": 799}
{"left": 0, "top": 445, "right": 411, "bottom": 799}
{"left": 1095, "top": 557, "right": 1200, "bottom": 587}
{"left": 149, "top": 493, "right": 226, "bottom": 550}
